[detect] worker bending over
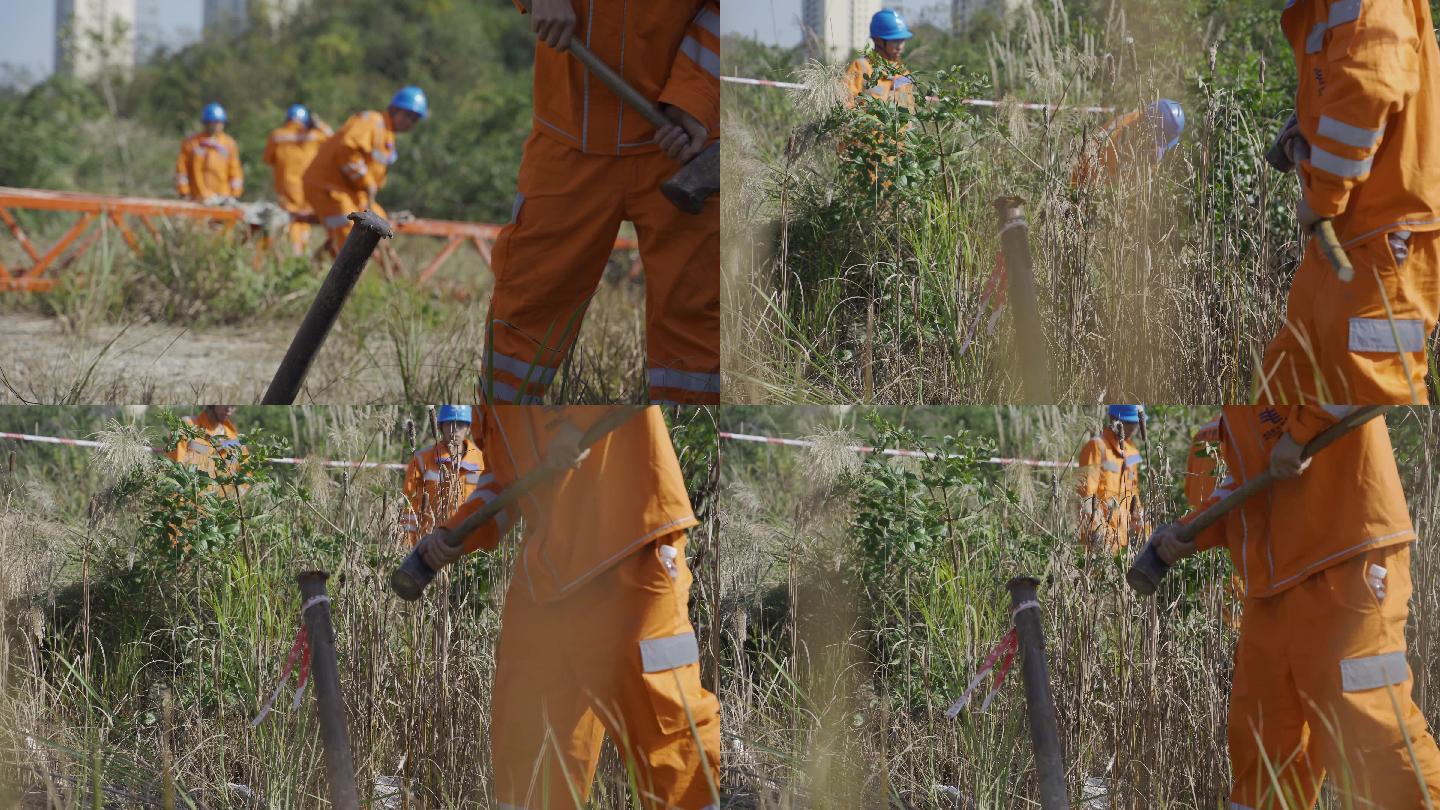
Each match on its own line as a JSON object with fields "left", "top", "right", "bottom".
{"left": 1075, "top": 404, "right": 1146, "bottom": 553}
{"left": 845, "top": 9, "right": 916, "bottom": 109}
{"left": 1153, "top": 406, "right": 1440, "bottom": 807}
{"left": 1260, "top": 0, "right": 1440, "bottom": 403}
{"left": 166, "top": 405, "right": 241, "bottom": 472}
{"left": 1071, "top": 99, "right": 1185, "bottom": 188}
{"left": 175, "top": 103, "right": 243, "bottom": 204}
{"left": 413, "top": 405, "right": 721, "bottom": 809}
{"left": 264, "top": 104, "right": 332, "bottom": 254}
{"left": 302, "top": 86, "right": 427, "bottom": 253}
{"left": 399, "top": 405, "right": 486, "bottom": 544}
{"left": 483, "top": 0, "right": 720, "bottom": 405}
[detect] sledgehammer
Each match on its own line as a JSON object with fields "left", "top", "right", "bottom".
{"left": 517, "top": 0, "right": 719, "bottom": 214}
{"left": 389, "top": 406, "right": 645, "bottom": 601}
{"left": 1126, "top": 405, "right": 1390, "bottom": 595}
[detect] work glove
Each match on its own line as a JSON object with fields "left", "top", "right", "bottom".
{"left": 1269, "top": 433, "right": 1311, "bottom": 479}
{"left": 544, "top": 420, "right": 590, "bottom": 473}
{"left": 1150, "top": 523, "right": 1198, "bottom": 565}
{"left": 530, "top": 0, "right": 577, "bottom": 51}
{"left": 416, "top": 528, "right": 465, "bottom": 572}
{"left": 656, "top": 104, "right": 709, "bottom": 163}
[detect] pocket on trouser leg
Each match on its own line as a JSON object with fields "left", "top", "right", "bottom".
{"left": 638, "top": 631, "right": 706, "bottom": 736}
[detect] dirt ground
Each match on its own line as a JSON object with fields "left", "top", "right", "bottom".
{"left": 0, "top": 312, "right": 391, "bottom": 404}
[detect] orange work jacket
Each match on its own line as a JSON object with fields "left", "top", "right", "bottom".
{"left": 515, "top": 0, "right": 720, "bottom": 156}
{"left": 845, "top": 55, "right": 917, "bottom": 110}
{"left": 401, "top": 438, "right": 486, "bottom": 543}
{"left": 1283, "top": 0, "right": 1440, "bottom": 245}
{"left": 1076, "top": 427, "right": 1144, "bottom": 547}
{"left": 1185, "top": 417, "right": 1223, "bottom": 510}
{"left": 440, "top": 406, "right": 698, "bottom": 604}
{"left": 263, "top": 119, "right": 332, "bottom": 212}
{"left": 1071, "top": 109, "right": 1149, "bottom": 188}
{"left": 302, "top": 110, "right": 397, "bottom": 210}
{"left": 165, "top": 410, "right": 242, "bottom": 473}
{"left": 175, "top": 131, "right": 243, "bottom": 200}
{"left": 1187, "top": 406, "right": 1414, "bottom": 598}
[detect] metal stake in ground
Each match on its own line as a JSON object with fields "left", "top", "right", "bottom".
{"left": 297, "top": 571, "right": 361, "bottom": 810}
{"left": 993, "top": 197, "right": 1052, "bottom": 403}
{"left": 1007, "top": 576, "right": 1068, "bottom": 809}
{"left": 262, "top": 212, "right": 393, "bottom": 404}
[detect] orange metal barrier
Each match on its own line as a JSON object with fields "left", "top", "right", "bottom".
{"left": 0, "top": 186, "right": 638, "bottom": 292}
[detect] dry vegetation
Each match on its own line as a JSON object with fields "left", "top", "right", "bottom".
{"left": 716, "top": 406, "right": 1440, "bottom": 807}
{"left": 0, "top": 405, "right": 721, "bottom": 808}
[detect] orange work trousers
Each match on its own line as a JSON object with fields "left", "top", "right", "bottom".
{"left": 305, "top": 187, "right": 383, "bottom": 254}
{"left": 1259, "top": 230, "right": 1439, "bottom": 404}
{"left": 490, "top": 532, "right": 721, "bottom": 810}
{"left": 1227, "top": 544, "right": 1440, "bottom": 809}
{"left": 483, "top": 132, "right": 720, "bottom": 405}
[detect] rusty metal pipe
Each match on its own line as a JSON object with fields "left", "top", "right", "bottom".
{"left": 993, "top": 197, "right": 1051, "bottom": 403}
{"left": 297, "top": 571, "right": 361, "bottom": 810}
{"left": 262, "top": 212, "right": 391, "bottom": 404}
{"left": 1007, "top": 576, "right": 1067, "bottom": 809}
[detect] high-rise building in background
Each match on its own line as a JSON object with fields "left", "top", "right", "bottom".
{"left": 802, "top": 0, "right": 883, "bottom": 62}
{"left": 204, "top": 0, "right": 307, "bottom": 35}
{"left": 55, "top": 0, "right": 137, "bottom": 79}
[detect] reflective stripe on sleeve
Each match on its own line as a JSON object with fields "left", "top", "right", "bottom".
{"left": 1317, "top": 115, "right": 1384, "bottom": 150}
{"left": 678, "top": 35, "right": 720, "bottom": 77}
{"left": 1124, "top": 454, "right": 1143, "bottom": 467}
{"left": 1328, "top": 0, "right": 1361, "bottom": 26}
{"left": 694, "top": 7, "right": 719, "bottom": 35}
{"left": 1309, "top": 145, "right": 1372, "bottom": 179}
{"left": 1348, "top": 318, "right": 1426, "bottom": 353}
{"left": 639, "top": 632, "right": 700, "bottom": 673}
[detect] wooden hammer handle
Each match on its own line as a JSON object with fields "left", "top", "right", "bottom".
{"left": 516, "top": 0, "right": 673, "bottom": 132}
{"left": 1176, "top": 405, "right": 1389, "bottom": 542}
{"left": 1314, "top": 220, "right": 1356, "bottom": 283}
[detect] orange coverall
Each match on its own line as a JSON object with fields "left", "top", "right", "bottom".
{"left": 165, "top": 410, "right": 242, "bottom": 474}
{"left": 844, "top": 55, "right": 916, "bottom": 108}
{"left": 484, "top": 1, "right": 721, "bottom": 405}
{"left": 438, "top": 406, "right": 720, "bottom": 809}
{"left": 1260, "top": 0, "right": 1440, "bottom": 404}
{"left": 174, "top": 132, "right": 244, "bottom": 201}
{"left": 1075, "top": 427, "right": 1144, "bottom": 551}
{"left": 301, "top": 110, "right": 395, "bottom": 251}
{"left": 1183, "top": 405, "right": 1440, "bottom": 808}
{"left": 399, "top": 437, "right": 485, "bottom": 544}
{"left": 263, "top": 119, "right": 333, "bottom": 252}
{"left": 1184, "top": 417, "right": 1223, "bottom": 510}
{"left": 1070, "top": 109, "right": 1147, "bottom": 188}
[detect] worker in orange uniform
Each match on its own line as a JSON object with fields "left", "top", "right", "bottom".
{"left": 1075, "top": 405, "right": 1147, "bottom": 553}
{"left": 399, "top": 405, "right": 486, "bottom": 544}
{"left": 845, "top": 9, "right": 917, "bottom": 108}
{"left": 412, "top": 405, "right": 721, "bottom": 809}
{"left": 165, "top": 405, "right": 242, "bottom": 472}
{"left": 1071, "top": 99, "right": 1185, "bottom": 188}
{"left": 174, "top": 103, "right": 243, "bottom": 204}
{"left": 483, "top": 0, "right": 720, "bottom": 405}
{"left": 301, "top": 86, "right": 427, "bottom": 253}
{"left": 263, "top": 104, "right": 333, "bottom": 254}
{"left": 1259, "top": 0, "right": 1440, "bottom": 404}
{"left": 1151, "top": 406, "right": 1440, "bottom": 808}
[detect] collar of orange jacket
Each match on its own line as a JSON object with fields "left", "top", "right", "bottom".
{"left": 194, "top": 410, "right": 237, "bottom": 436}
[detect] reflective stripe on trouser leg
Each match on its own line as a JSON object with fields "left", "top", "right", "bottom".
{"left": 628, "top": 145, "right": 720, "bottom": 406}
{"left": 485, "top": 132, "right": 625, "bottom": 404}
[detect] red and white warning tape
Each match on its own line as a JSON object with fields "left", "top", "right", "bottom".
{"left": 0, "top": 431, "right": 406, "bottom": 471}
{"left": 250, "top": 594, "right": 330, "bottom": 727}
{"left": 943, "top": 597, "right": 1042, "bottom": 717}
{"left": 721, "top": 75, "right": 1116, "bottom": 114}
{"left": 718, "top": 431, "right": 1072, "bottom": 469}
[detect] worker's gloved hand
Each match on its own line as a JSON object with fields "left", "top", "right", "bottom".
{"left": 544, "top": 420, "right": 590, "bottom": 473}
{"left": 417, "top": 528, "right": 464, "bottom": 572}
{"left": 656, "top": 104, "right": 709, "bottom": 163}
{"left": 1269, "top": 432, "right": 1312, "bottom": 479}
{"left": 1151, "top": 523, "right": 1197, "bottom": 565}
{"left": 531, "top": 0, "right": 576, "bottom": 51}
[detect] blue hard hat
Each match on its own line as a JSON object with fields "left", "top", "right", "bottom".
{"left": 286, "top": 104, "right": 311, "bottom": 126}
{"left": 1149, "top": 99, "right": 1185, "bottom": 158}
{"left": 1107, "top": 405, "right": 1143, "bottom": 424}
{"left": 870, "top": 9, "right": 913, "bottom": 41}
{"left": 201, "top": 102, "right": 227, "bottom": 124}
{"left": 437, "top": 404, "right": 472, "bottom": 425}
{"left": 389, "top": 85, "right": 429, "bottom": 120}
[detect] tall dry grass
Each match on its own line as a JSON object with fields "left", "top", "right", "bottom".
{"left": 717, "top": 406, "right": 1440, "bottom": 808}
{"left": 0, "top": 405, "right": 720, "bottom": 808}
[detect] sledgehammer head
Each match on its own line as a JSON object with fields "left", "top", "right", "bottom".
{"left": 661, "top": 141, "right": 720, "bottom": 215}
{"left": 390, "top": 548, "right": 439, "bottom": 602}
{"left": 1125, "top": 541, "right": 1172, "bottom": 596}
